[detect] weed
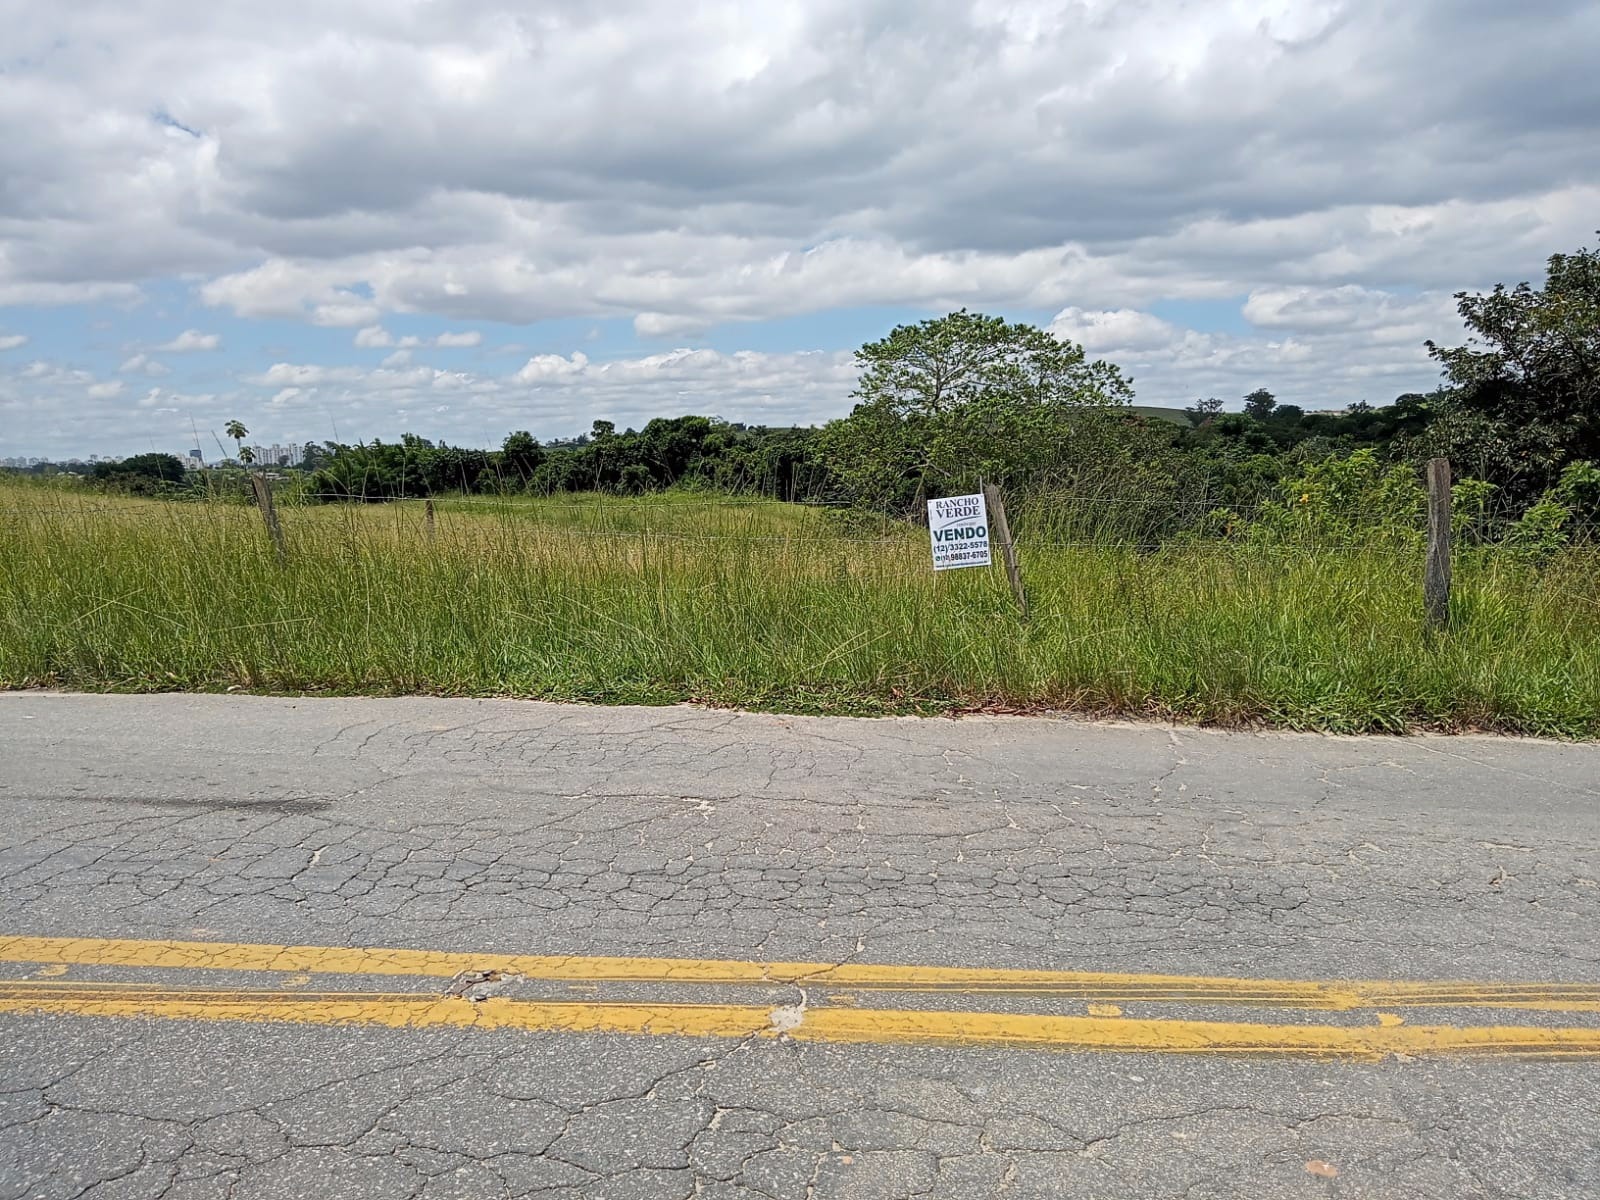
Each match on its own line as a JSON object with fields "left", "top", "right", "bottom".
{"left": 1, "top": 483, "right": 1596, "bottom": 735}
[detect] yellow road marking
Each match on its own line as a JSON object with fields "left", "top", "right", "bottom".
{"left": 2, "top": 935, "right": 1598, "bottom": 1012}
{"left": 1, "top": 981, "right": 1597, "bottom": 1059}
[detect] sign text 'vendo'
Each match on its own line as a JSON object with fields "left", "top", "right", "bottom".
{"left": 928, "top": 493, "right": 992, "bottom": 571}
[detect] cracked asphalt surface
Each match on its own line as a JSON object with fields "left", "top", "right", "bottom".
{"left": 2, "top": 693, "right": 1599, "bottom": 1198}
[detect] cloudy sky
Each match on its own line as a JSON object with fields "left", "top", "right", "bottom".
{"left": 2, "top": 0, "right": 1597, "bottom": 459}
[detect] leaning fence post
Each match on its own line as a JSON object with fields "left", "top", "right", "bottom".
{"left": 249, "top": 473, "right": 287, "bottom": 566}
{"left": 1424, "top": 457, "right": 1451, "bottom": 631}
{"left": 983, "top": 482, "right": 1028, "bottom": 620}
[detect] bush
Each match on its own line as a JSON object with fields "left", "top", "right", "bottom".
{"left": 1254, "top": 449, "right": 1425, "bottom": 546}
{"left": 1505, "top": 498, "right": 1571, "bottom": 562}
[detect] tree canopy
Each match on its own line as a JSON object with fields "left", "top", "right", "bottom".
{"left": 1425, "top": 240, "right": 1600, "bottom": 496}
{"left": 298, "top": 417, "right": 826, "bottom": 502}
{"left": 822, "top": 310, "right": 1136, "bottom": 510}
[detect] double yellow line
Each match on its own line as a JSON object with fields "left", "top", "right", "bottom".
{"left": 3, "top": 935, "right": 1599, "bottom": 1060}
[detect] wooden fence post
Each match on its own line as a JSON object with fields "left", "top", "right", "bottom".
{"left": 425, "top": 497, "right": 436, "bottom": 544}
{"left": 249, "top": 473, "right": 287, "bottom": 566}
{"left": 984, "top": 482, "right": 1028, "bottom": 620}
{"left": 1425, "top": 457, "right": 1451, "bottom": 631}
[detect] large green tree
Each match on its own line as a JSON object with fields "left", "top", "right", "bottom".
{"left": 1242, "top": 388, "right": 1278, "bottom": 421}
{"left": 500, "top": 431, "right": 545, "bottom": 483}
{"left": 821, "top": 310, "right": 1134, "bottom": 510}
{"left": 1425, "top": 239, "right": 1600, "bottom": 493}
{"left": 90, "top": 453, "right": 187, "bottom": 494}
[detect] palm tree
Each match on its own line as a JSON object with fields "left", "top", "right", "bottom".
{"left": 225, "top": 420, "right": 253, "bottom": 465}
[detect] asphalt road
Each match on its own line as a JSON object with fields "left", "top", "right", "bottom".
{"left": 2, "top": 693, "right": 1599, "bottom": 1199}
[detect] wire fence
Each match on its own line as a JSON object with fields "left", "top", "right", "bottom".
{"left": 3, "top": 487, "right": 1594, "bottom": 554}
{"left": 7, "top": 473, "right": 1599, "bottom": 673}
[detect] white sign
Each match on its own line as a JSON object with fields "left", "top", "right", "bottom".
{"left": 928, "top": 492, "right": 992, "bottom": 571}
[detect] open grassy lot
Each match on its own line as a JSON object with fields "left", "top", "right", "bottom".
{"left": 2, "top": 481, "right": 1597, "bottom": 735}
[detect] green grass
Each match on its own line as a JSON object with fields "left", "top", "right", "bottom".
{"left": 2, "top": 482, "right": 1597, "bottom": 735}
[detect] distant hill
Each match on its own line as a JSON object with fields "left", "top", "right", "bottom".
{"left": 1129, "top": 405, "right": 1192, "bottom": 426}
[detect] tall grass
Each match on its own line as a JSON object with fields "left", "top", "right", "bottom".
{"left": 1, "top": 483, "right": 1596, "bottom": 734}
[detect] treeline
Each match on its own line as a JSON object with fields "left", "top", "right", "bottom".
{"left": 302, "top": 418, "right": 830, "bottom": 502}
{"left": 22, "top": 238, "right": 1597, "bottom": 544}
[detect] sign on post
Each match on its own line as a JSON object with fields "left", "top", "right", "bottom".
{"left": 928, "top": 492, "right": 992, "bottom": 571}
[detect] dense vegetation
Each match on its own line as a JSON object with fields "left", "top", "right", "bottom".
{"left": 2, "top": 240, "right": 1597, "bottom": 732}
{"left": 300, "top": 419, "right": 830, "bottom": 503}
{"left": 2, "top": 487, "right": 1596, "bottom": 735}
{"left": 18, "top": 240, "right": 1596, "bottom": 550}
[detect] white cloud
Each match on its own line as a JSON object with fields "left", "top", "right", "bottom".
{"left": 0, "top": 282, "right": 141, "bottom": 308}
{"left": 202, "top": 270, "right": 380, "bottom": 327}
{"left": 176, "top": 183, "right": 1598, "bottom": 342}
{"left": 635, "top": 312, "right": 709, "bottom": 338}
{"left": 212, "top": 346, "right": 858, "bottom": 447}
{"left": 1049, "top": 289, "right": 1464, "bottom": 410}
{"left": 0, "top": 359, "right": 245, "bottom": 459}
{"left": 1049, "top": 308, "right": 1180, "bottom": 354}
{"left": 7, "top": 1, "right": 1595, "bottom": 327}
{"left": 0, "top": 334, "right": 27, "bottom": 351}
{"left": 155, "top": 329, "right": 221, "bottom": 352}
{"left": 356, "top": 325, "right": 480, "bottom": 350}
{"left": 309, "top": 300, "right": 382, "bottom": 328}
{"left": 4, "top": 0, "right": 1599, "bottom": 453}
{"left": 117, "top": 353, "right": 172, "bottom": 376}
{"left": 514, "top": 352, "right": 589, "bottom": 383}
{"left": 253, "top": 363, "right": 339, "bottom": 387}
{"left": 1240, "top": 285, "right": 1455, "bottom": 334}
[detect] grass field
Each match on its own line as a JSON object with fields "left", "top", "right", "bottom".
{"left": 2, "top": 481, "right": 1597, "bottom": 735}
